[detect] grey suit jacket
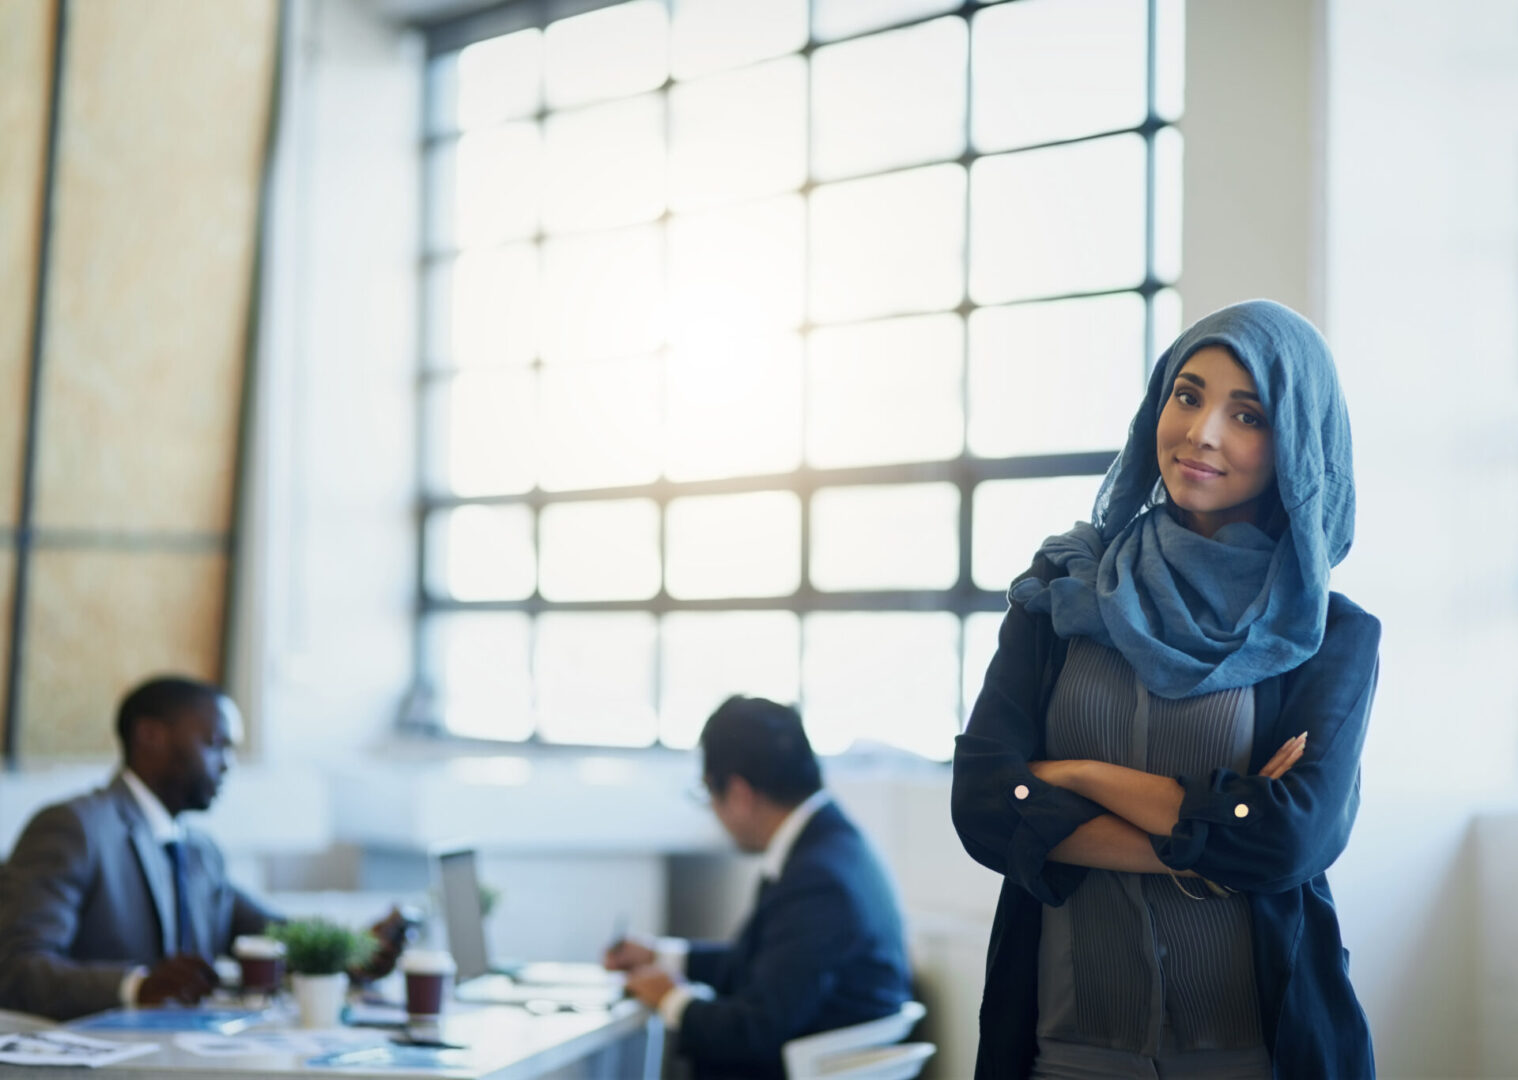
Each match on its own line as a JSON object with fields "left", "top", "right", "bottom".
{"left": 0, "top": 774, "right": 276, "bottom": 1020}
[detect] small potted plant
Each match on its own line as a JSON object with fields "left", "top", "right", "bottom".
{"left": 269, "top": 918, "right": 374, "bottom": 1028}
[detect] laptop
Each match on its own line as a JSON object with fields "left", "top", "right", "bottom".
{"left": 434, "top": 848, "right": 624, "bottom": 1008}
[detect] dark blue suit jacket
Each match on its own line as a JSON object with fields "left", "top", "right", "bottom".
{"left": 680, "top": 800, "right": 912, "bottom": 1079}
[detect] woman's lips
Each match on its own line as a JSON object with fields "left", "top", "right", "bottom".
{"left": 1176, "top": 458, "right": 1223, "bottom": 481}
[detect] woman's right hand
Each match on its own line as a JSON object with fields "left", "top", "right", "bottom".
{"left": 1258, "top": 732, "right": 1308, "bottom": 779}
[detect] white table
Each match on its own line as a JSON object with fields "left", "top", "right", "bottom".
{"left": 0, "top": 1000, "right": 661, "bottom": 1079}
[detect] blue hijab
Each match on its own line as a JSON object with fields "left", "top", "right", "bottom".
{"left": 1010, "top": 300, "right": 1356, "bottom": 698}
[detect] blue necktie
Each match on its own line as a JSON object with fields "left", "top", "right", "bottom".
{"left": 163, "top": 840, "right": 196, "bottom": 957}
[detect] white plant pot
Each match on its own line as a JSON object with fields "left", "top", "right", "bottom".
{"left": 291, "top": 972, "right": 349, "bottom": 1029}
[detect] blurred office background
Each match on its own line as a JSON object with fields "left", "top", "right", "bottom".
{"left": 1, "top": 0, "right": 1516, "bottom": 1076}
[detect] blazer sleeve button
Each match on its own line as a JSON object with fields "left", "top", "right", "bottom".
{"left": 1234, "top": 803, "right": 1250, "bottom": 819}
{"left": 1013, "top": 784, "right": 1030, "bottom": 801}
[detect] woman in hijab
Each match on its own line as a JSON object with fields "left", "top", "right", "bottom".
{"left": 952, "top": 300, "right": 1378, "bottom": 1080}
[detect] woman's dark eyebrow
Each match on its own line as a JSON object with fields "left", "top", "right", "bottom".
{"left": 1175, "top": 371, "right": 1260, "bottom": 402}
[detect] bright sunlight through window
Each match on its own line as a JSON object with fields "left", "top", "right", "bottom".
{"left": 419, "top": 0, "right": 1184, "bottom": 759}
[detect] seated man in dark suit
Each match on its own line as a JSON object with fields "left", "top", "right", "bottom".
{"left": 605, "top": 696, "right": 912, "bottom": 1080}
{"left": 0, "top": 676, "right": 400, "bottom": 1020}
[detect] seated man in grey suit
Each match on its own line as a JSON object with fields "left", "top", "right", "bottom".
{"left": 605, "top": 696, "right": 913, "bottom": 1080}
{"left": 0, "top": 676, "right": 399, "bottom": 1020}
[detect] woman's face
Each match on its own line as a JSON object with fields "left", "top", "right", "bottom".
{"left": 1155, "top": 346, "right": 1276, "bottom": 538}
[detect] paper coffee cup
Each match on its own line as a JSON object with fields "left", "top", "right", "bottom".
{"left": 233, "top": 935, "right": 285, "bottom": 992}
{"left": 400, "top": 950, "right": 456, "bottom": 1017}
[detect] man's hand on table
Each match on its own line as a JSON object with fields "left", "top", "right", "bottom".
{"left": 623, "top": 965, "right": 681, "bottom": 1010}
{"left": 603, "top": 936, "right": 657, "bottom": 972}
{"left": 137, "top": 954, "right": 219, "bottom": 1005}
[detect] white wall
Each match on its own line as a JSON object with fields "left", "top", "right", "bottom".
{"left": 227, "top": 0, "right": 421, "bottom": 764}
{"left": 1324, "top": 0, "right": 1518, "bottom": 794}
{"left": 1181, "top": 0, "right": 1326, "bottom": 322}
{"left": 1322, "top": 1, "right": 1518, "bottom": 1075}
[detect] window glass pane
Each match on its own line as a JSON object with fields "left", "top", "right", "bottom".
{"left": 455, "top": 124, "right": 542, "bottom": 248}
{"left": 661, "top": 612, "right": 800, "bottom": 748}
{"left": 670, "top": 0, "right": 808, "bottom": 79}
{"left": 811, "top": 483, "right": 960, "bottom": 591}
{"left": 802, "top": 613, "right": 960, "bottom": 759}
{"left": 426, "top": 505, "right": 536, "bottom": 601}
{"left": 962, "top": 611, "right": 1001, "bottom": 724}
{"left": 538, "top": 499, "right": 661, "bottom": 601}
{"left": 970, "top": 135, "right": 1146, "bottom": 302}
{"left": 427, "top": 613, "right": 535, "bottom": 741}
{"left": 1155, "top": 0, "right": 1186, "bottom": 122}
{"left": 665, "top": 333, "right": 803, "bottom": 481}
{"left": 420, "top": 0, "right": 1177, "bottom": 752}
{"left": 458, "top": 29, "right": 543, "bottom": 129}
{"left": 972, "top": 475, "right": 1104, "bottom": 590}
{"left": 669, "top": 57, "right": 807, "bottom": 211}
{"left": 807, "top": 314, "right": 964, "bottom": 468}
{"left": 545, "top": 94, "right": 665, "bottom": 233}
{"left": 1153, "top": 127, "right": 1184, "bottom": 284}
{"left": 1150, "top": 287, "right": 1183, "bottom": 372}
{"left": 971, "top": 0, "right": 1147, "bottom": 152}
{"left": 670, "top": 196, "right": 804, "bottom": 336}
{"left": 812, "top": 0, "right": 960, "bottom": 42}
{"left": 424, "top": 370, "right": 537, "bottom": 496}
{"left": 544, "top": 1, "right": 668, "bottom": 109}
{"left": 665, "top": 491, "right": 802, "bottom": 599}
{"left": 810, "top": 164, "right": 965, "bottom": 324}
{"left": 813, "top": 17, "right": 967, "bottom": 181}
{"left": 536, "top": 613, "right": 658, "bottom": 745}
{"left": 448, "top": 245, "right": 539, "bottom": 367}
{"left": 967, "top": 293, "right": 1145, "bottom": 458}
{"left": 539, "top": 355, "right": 661, "bottom": 491}
{"left": 542, "top": 225, "right": 665, "bottom": 361}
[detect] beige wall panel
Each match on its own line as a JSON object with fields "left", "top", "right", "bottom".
{"left": 18, "top": 548, "right": 225, "bottom": 759}
{"left": 33, "top": 0, "right": 278, "bottom": 533}
{"left": 0, "top": 0, "right": 53, "bottom": 528}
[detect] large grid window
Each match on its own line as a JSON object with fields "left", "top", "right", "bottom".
{"left": 419, "top": 0, "right": 1185, "bottom": 759}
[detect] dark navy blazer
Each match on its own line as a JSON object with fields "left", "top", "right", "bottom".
{"left": 680, "top": 800, "right": 913, "bottom": 1080}
{"left": 952, "top": 555, "right": 1381, "bottom": 1080}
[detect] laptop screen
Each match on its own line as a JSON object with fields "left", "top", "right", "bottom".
{"left": 437, "top": 848, "right": 490, "bottom": 983}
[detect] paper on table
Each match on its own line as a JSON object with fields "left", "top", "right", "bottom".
{"left": 0, "top": 1030, "right": 160, "bottom": 1068}
{"left": 512, "top": 962, "right": 626, "bottom": 988}
{"left": 306, "top": 1043, "right": 475, "bottom": 1070}
{"left": 70, "top": 1006, "right": 266, "bottom": 1034}
{"left": 174, "top": 1031, "right": 383, "bottom": 1058}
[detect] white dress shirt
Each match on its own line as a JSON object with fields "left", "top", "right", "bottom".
{"left": 118, "top": 769, "right": 183, "bottom": 1006}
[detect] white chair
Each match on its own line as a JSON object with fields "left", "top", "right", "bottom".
{"left": 782, "top": 1001, "right": 935, "bottom": 1080}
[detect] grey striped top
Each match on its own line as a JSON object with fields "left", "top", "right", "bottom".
{"left": 1036, "top": 637, "right": 1265, "bottom": 1057}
